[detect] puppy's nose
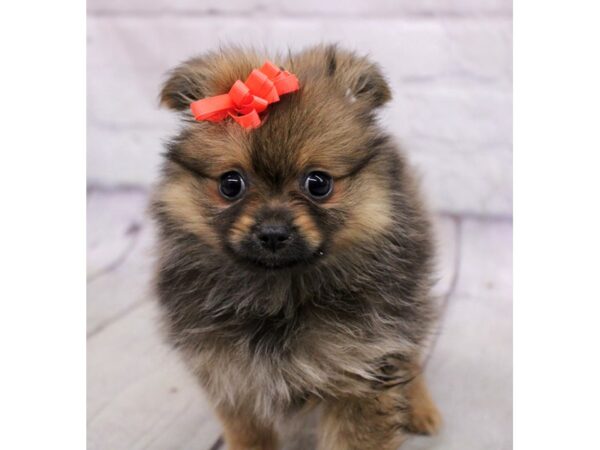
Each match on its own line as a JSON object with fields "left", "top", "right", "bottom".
{"left": 256, "top": 224, "right": 291, "bottom": 252}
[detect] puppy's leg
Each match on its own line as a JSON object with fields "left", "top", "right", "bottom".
{"left": 216, "top": 407, "right": 278, "bottom": 450}
{"left": 318, "top": 391, "right": 408, "bottom": 450}
{"left": 404, "top": 373, "right": 442, "bottom": 435}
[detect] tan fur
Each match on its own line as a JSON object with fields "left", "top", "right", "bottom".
{"left": 153, "top": 173, "right": 221, "bottom": 247}
{"left": 229, "top": 212, "right": 257, "bottom": 247}
{"left": 291, "top": 208, "right": 323, "bottom": 250}
{"left": 176, "top": 125, "right": 253, "bottom": 180}
{"left": 319, "top": 389, "right": 407, "bottom": 450}
{"left": 217, "top": 407, "right": 279, "bottom": 450}
{"left": 330, "top": 171, "right": 394, "bottom": 250}
{"left": 405, "top": 374, "right": 442, "bottom": 435}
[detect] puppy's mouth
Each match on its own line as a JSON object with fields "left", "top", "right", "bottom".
{"left": 226, "top": 242, "right": 325, "bottom": 271}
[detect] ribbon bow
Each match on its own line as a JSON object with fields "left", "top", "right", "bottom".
{"left": 190, "top": 61, "right": 300, "bottom": 129}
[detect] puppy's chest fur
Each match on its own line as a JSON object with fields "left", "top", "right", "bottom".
{"left": 179, "top": 301, "right": 416, "bottom": 421}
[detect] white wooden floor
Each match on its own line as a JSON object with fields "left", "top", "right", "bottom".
{"left": 87, "top": 188, "right": 512, "bottom": 450}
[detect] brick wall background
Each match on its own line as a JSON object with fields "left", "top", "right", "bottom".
{"left": 87, "top": 0, "right": 512, "bottom": 218}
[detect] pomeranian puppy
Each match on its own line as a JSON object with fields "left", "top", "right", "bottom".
{"left": 152, "top": 45, "right": 441, "bottom": 450}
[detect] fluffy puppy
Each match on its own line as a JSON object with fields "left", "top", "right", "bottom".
{"left": 152, "top": 45, "right": 441, "bottom": 450}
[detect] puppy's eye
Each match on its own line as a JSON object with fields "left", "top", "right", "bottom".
{"left": 304, "top": 171, "right": 333, "bottom": 199}
{"left": 219, "top": 171, "right": 246, "bottom": 200}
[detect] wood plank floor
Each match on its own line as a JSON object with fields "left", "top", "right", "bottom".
{"left": 87, "top": 188, "right": 512, "bottom": 450}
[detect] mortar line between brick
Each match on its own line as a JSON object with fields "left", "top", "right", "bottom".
{"left": 87, "top": 9, "right": 513, "bottom": 19}
{"left": 87, "top": 184, "right": 149, "bottom": 195}
{"left": 438, "top": 210, "right": 512, "bottom": 223}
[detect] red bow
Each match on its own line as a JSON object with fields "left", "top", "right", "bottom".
{"left": 189, "top": 61, "right": 300, "bottom": 129}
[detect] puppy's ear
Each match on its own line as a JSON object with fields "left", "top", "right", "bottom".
{"left": 328, "top": 45, "right": 392, "bottom": 109}
{"left": 297, "top": 45, "right": 391, "bottom": 110}
{"left": 160, "top": 57, "right": 210, "bottom": 111}
{"left": 160, "top": 50, "right": 262, "bottom": 112}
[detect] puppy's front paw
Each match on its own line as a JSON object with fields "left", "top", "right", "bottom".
{"left": 406, "top": 400, "right": 442, "bottom": 435}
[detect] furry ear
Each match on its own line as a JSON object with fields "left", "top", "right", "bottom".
{"left": 330, "top": 46, "right": 392, "bottom": 109}
{"left": 159, "top": 57, "right": 210, "bottom": 111}
{"left": 348, "top": 62, "right": 392, "bottom": 109}
{"left": 160, "top": 49, "right": 262, "bottom": 112}
{"left": 303, "top": 45, "right": 392, "bottom": 109}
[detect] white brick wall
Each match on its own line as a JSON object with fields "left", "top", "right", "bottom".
{"left": 87, "top": 1, "right": 512, "bottom": 217}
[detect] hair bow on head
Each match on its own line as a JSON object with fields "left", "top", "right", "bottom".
{"left": 190, "top": 61, "right": 300, "bottom": 130}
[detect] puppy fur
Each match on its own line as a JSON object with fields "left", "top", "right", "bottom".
{"left": 152, "top": 45, "right": 441, "bottom": 449}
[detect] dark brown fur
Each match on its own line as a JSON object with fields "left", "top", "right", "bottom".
{"left": 152, "top": 45, "right": 440, "bottom": 449}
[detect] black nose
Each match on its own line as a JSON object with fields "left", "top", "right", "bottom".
{"left": 256, "top": 224, "right": 291, "bottom": 252}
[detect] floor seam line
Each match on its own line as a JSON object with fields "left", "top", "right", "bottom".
{"left": 425, "top": 215, "right": 463, "bottom": 367}
{"left": 87, "top": 221, "right": 144, "bottom": 283}
{"left": 86, "top": 297, "right": 148, "bottom": 339}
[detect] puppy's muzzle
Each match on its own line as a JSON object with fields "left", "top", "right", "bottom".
{"left": 236, "top": 207, "right": 312, "bottom": 268}
{"left": 256, "top": 224, "right": 292, "bottom": 252}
